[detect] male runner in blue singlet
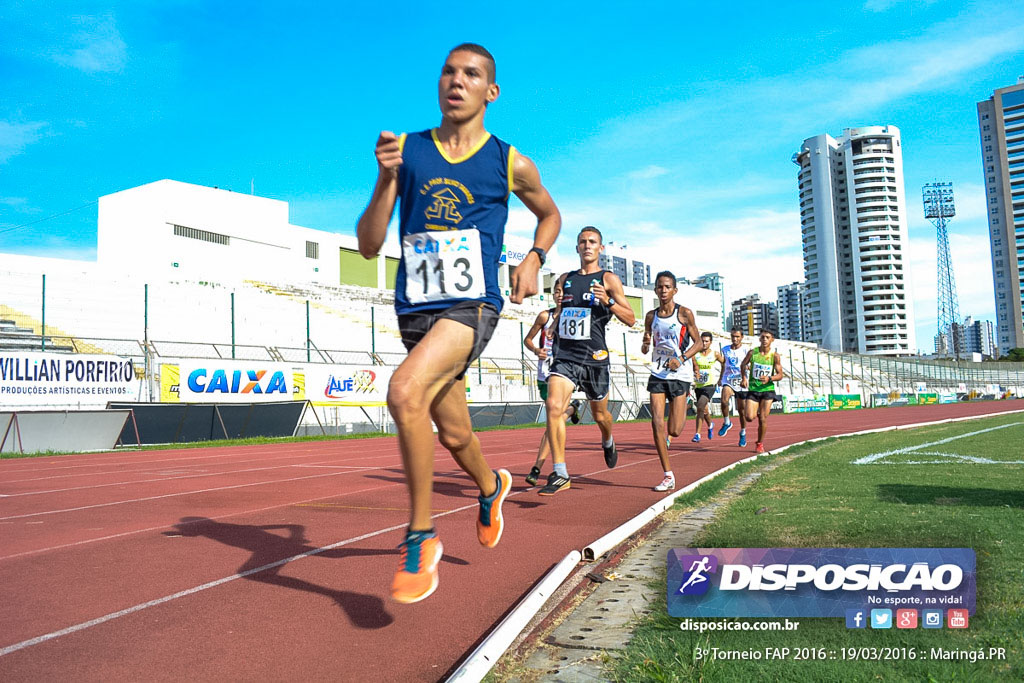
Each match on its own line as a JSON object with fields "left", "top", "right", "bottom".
{"left": 357, "top": 44, "right": 561, "bottom": 603}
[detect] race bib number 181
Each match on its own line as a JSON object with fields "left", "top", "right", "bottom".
{"left": 559, "top": 307, "right": 591, "bottom": 340}
{"left": 403, "top": 228, "right": 486, "bottom": 305}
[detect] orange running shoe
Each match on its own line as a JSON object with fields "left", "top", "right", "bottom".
{"left": 477, "top": 469, "right": 512, "bottom": 548}
{"left": 391, "top": 530, "right": 443, "bottom": 604}
{"left": 755, "top": 442, "right": 766, "bottom": 454}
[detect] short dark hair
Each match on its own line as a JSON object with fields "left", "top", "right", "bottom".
{"left": 654, "top": 270, "right": 676, "bottom": 286}
{"left": 578, "top": 225, "right": 603, "bottom": 243}
{"left": 448, "top": 43, "right": 496, "bottom": 83}
{"left": 730, "top": 327, "right": 744, "bottom": 334}
{"left": 701, "top": 331, "right": 713, "bottom": 340}
{"left": 759, "top": 328, "right": 776, "bottom": 337}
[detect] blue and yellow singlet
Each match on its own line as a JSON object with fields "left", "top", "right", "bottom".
{"left": 394, "top": 129, "right": 515, "bottom": 315}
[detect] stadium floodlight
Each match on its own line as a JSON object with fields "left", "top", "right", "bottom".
{"left": 922, "top": 182, "right": 961, "bottom": 359}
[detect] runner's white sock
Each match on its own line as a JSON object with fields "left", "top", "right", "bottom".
{"left": 603, "top": 438, "right": 614, "bottom": 448}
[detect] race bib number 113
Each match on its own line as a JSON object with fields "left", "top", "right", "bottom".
{"left": 403, "top": 228, "right": 486, "bottom": 305}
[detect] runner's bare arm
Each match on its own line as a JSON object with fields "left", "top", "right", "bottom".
{"left": 356, "top": 131, "right": 403, "bottom": 258}
{"left": 599, "top": 272, "right": 635, "bottom": 326}
{"left": 640, "top": 310, "right": 655, "bottom": 354}
{"left": 679, "top": 306, "right": 702, "bottom": 360}
{"left": 547, "top": 273, "right": 567, "bottom": 339}
{"left": 524, "top": 310, "right": 549, "bottom": 358}
{"left": 740, "top": 350, "right": 753, "bottom": 387}
{"left": 772, "top": 353, "right": 785, "bottom": 381}
{"left": 510, "top": 153, "right": 561, "bottom": 303}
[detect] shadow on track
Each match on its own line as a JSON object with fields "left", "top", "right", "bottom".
{"left": 164, "top": 517, "right": 467, "bottom": 629}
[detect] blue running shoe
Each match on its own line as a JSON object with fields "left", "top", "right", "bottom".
{"left": 738, "top": 431, "right": 747, "bottom": 448}
{"left": 708, "top": 423, "right": 714, "bottom": 440}
{"left": 718, "top": 422, "right": 733, "bottom": 437}
{"left": 691, "top": 433, "right": 701, "bottom": 443}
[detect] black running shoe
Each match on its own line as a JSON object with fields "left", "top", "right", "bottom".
{"left": 569, "top": 399, "right": 582, "bottom": 424}
{"left": 525, "top": 466, "right": 541, "bottom": 486}
{"left": 538, "top": 472, "right": 571, "bottom": 496}
{"left": 603, "top": 441, "right": 618, "bottom": 468}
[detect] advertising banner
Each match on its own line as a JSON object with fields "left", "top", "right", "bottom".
{"left": 303, "top": 365, "right": 393, "bottom": 406}
{"left": 828, "top": 394, "right": 862, "bottom": 410}
{"left": 782, "top": 395, "right": 828, "bottom": 413}
{"left": 917, "top": 393, "right": 938, "bottom": 405}
{"left": 667, "top": 548, "right": 975, "bottom": 618}
{"left": 870, "top": 392, "right": 913, "bottom": 408}
{"left": 160, "top": 360, "right": 298, "bottom": 403}
{"left": 0, "top": 352, "right": 139, "bottom": 407}
{"left": 938, "top": 392, "right": 958, "bottom": 404}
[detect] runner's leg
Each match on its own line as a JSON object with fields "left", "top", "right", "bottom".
{"left": 388, "top": 318, "right": 488, "bottom": 531}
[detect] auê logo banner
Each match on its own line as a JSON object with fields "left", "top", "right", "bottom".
{"left": 667, "top": 548, "right": 975, "bottom": 617}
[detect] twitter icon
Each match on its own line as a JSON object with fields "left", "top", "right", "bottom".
{"left": 870, "top": 609, "right": 892, "bottom": 629}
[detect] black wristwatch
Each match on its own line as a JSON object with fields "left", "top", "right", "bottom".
{"left": 528, "top": 246, "right": 546, "bottom": 266}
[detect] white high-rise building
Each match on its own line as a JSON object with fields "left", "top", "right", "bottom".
{"left": 978, "top": 77, "right": 1024, "bottom": 352}
{"left": 776, "top": 281, "right": 807, "bottom": 342}
{"left": 793, "top": 126, "right": 916, "bottom": 355}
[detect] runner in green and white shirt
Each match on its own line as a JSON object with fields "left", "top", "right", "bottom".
{"left": 691, "top": 331, "right": 724, "bottom": 443}
{"left": 739, "top": 328, "right": 785, "bottom": 454}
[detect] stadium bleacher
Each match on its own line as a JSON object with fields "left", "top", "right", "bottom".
{"left": 2, "top": 266, "right": 1022, "bottom": 411}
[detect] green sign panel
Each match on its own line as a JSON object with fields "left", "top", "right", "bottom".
{"left": 828, "top": 393, "right": 862, "bottom": 410}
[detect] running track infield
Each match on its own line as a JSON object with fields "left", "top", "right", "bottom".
{"left": 0, "top": 402, "right": 1018, "bottom": 681}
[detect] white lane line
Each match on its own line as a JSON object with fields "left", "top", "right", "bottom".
{"left": 0, "top": 430, "right": 532, "bottom": 476}
{"left": 0, "top": 470, "right": 361, "bottom": 521}
{"left": 877, "top": 451, "right": 1024, "bottom": 465}
{"left": 1, "top": 463, "right": 375, "bottom": 498}
{"left": 0, "top": 452, "right": 653, "bottom": 658}
{"left": 0, "top": 519, "right": 408, "bottom": 658}
{"left": 291, "top": 464, "right": 379, "bottom": 470}
{"left": 0, "top": 479, "right": 406, "bottom": 563}
{"left": 851, "top": 421, "right": 1024, "bottom": 464}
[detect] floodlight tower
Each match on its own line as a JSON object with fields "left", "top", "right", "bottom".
{"left": 922, "top": 182, "right": 961, "bottom": 358}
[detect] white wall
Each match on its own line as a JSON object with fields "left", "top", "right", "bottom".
{"left": 98, "top": 179, "right": 350, "bottom": 285}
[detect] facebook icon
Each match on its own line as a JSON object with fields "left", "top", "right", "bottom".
{"left": 846, "top": 609, "right": 867, "bottom": 629}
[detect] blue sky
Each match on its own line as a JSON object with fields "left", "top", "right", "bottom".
{"left": 2, "top": 1, "right": 1023, "bottom": 351}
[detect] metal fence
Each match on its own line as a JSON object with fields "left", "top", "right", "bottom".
{"left": 4, "top": 332, "right": 1023, "bottom": 404}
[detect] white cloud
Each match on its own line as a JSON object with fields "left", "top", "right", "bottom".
{"left": 627, "top": 165, "right": 670, "bottom": 180}
{"left": 0, "top": 121, "right": 48, "bottom": 163}
{"left": 51, "top": 14, "right": 127, "bottom": 73}
{"left": 864, "top": 0, "right": 940, "bottom": 13}
{"left": 520, "top": 202, "right": 804, "bottom": 307}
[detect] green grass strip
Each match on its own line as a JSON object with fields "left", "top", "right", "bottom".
{"left": 610, "top": 412, "right": 1024, "bottom": 682}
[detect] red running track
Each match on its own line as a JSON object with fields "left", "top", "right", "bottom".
{"left": 0, "top": 402, "right": 1020, "bottom": 681}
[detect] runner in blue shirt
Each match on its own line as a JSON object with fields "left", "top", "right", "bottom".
{"left": 357, "top": 43, "right": 561, "bottom": 603}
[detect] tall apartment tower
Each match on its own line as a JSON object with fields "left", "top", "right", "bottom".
{"left": 730, "top": 294, "right": 778, "bottom": 337}
{"left": 777, "top": 281, "right": 807, "bottom": 342}
{"left": 793, "top": 126, "right": 916, "bottom": 355}
{"left": 978, "top": 77, "right": 1024, "bottom": 353}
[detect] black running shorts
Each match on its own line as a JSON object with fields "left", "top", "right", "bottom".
{"left": 746, "top": 389, "right": 777, "bottom": 403}
{"left": 647, "top": 376, "right": 690, "bottom": 401}
{"left": 398, "top": 301, "right": 499, "bottom": 380}
{"left": 694, "top": 385, "right": 716, "bottom": 402}
{"left": 549, "top": 359, "right": 610, "bottom": 401}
